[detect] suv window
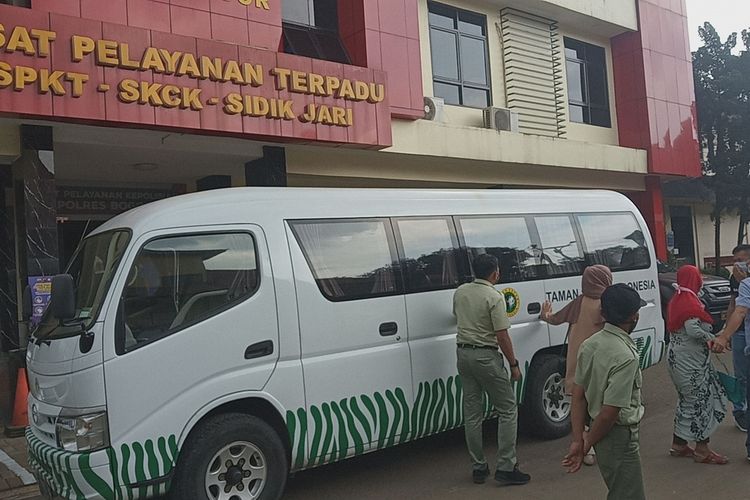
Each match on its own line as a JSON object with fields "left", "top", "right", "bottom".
{"left": 119, "top": 233, "right": 259, "bottom": 352}
{"left": 290, "top": 219, "right": 401, "bottom": 301}
{"left": 458, "top": 216, "right": 543, "bottom": 283}
{"left": 577, "top": 213, "right": 651, "bottom": 271}
{"left": 534, "top": 216, "right": 585, "bottom": 277}
{"left": 395, "top": 217, "right": 462, "bottom": 292}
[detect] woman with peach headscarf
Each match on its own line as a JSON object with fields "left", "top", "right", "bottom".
{"left": 666, "top": 265, "right": 728, "bottom": 464}
{"left": 541, "top": 264, "right": 613, "bottom": 465}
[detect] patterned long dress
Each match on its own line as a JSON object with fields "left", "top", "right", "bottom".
{"left": 667, "top": 318, "right": 728, "bottom": 442}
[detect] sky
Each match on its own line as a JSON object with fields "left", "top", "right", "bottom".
{"left": 685, "top": 0, "right": 750, "bottom": 50}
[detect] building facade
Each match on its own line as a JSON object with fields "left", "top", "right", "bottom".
{"left": 0, "top": 0, "right": 699, "bottom": 355}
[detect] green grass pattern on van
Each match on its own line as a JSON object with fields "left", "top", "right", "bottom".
{"left": 26, "top": 428, "right": 177, "bottom": 500}
{"left": 287, "top": 365, "right": 530, "bottom": 471}
{"left": 634, "top": 335, "right": 653, "bottom": 370}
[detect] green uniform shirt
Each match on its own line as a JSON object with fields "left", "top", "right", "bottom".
{"left": 453, "top": 279, "right": 511, "bottom": 347}
{"left": 575, "top": 323, "right": 644, "bottom": 426}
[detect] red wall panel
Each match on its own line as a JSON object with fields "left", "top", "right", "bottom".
{"left": 612, "top": 0, "right": 701, "bottom": 177}
{"left": 29, "top": 0, "right": 422, "bottom": 121}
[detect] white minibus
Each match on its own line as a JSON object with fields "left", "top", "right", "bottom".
{"left": 25, "top": 188, "right": 663, "bottom": 499}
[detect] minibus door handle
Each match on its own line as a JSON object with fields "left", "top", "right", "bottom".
{"left": 527, "top": 302, "right": 542, "bottom": 315}
{"left": 244, "top": 340, "right": 274, "bottom": 360}
{"left": 379, "top": 322, "right": 399, "bottom": 337}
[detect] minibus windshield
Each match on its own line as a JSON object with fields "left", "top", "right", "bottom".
{"left": 35, "top": 230, "right": 131, "bottom": 340}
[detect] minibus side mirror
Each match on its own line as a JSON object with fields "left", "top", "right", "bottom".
{"left": 22, "top": 285, "right": 32, "bottom": 322}
{"left": 51, "top": 274, "right": 76, "bottom": 321}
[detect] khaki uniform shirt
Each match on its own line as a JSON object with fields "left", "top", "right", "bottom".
{"left": 575, "top": 323, "right": 644, "bottom": 426}
{"left": 453, "top": 279, "right": 511, "bottom": 347}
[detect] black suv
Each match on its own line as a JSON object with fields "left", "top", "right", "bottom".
{"left": 657, "top": 261, "right": 732, "bottom": 330}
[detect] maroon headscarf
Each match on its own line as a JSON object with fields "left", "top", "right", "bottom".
{"left": 548, "top": 265, "right": 613, "bottom": 325}
{"left": 666, "top": 265, "right": 714, "bottom": 333}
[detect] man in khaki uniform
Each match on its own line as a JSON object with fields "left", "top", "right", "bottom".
{"left": 453, "top": 254, "right": 531, "bottom": 486}
{"left": 563, "top": 283, "right": 646, "bottom": 500}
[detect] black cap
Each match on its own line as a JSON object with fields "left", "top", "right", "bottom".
{"left": 600, "top": 283, "right": 647, "bottom": 324}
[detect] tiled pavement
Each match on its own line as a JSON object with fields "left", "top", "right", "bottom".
{"left": 0, "top": 429, "right": 36, "bottom": 496}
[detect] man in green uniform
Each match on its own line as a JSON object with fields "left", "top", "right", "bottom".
{"left": 453, "top": 254, "right": 531, "bottom": 486}
{"left": 563, "top": 283, "right": 646, "bottom": 500}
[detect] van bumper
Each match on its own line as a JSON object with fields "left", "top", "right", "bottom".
{"left": 26, "top": 427, "right": 114, "bottom": 500}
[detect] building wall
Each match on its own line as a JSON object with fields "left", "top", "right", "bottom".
{"left": 665, "top": 201, "right": 750, "bottom": 268}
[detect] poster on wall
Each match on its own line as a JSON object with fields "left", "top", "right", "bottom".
{"left": 28, "top": 276, "right": 52, "bottom": 325}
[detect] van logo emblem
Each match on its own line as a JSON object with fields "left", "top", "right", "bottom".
{"left": 31, "top": 404, "right": 39, "bottom": 425}
{"left": 502, "top": 288, "right": 521, "bottom": 318}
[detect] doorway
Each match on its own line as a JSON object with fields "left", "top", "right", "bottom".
{"left": 669, "top": 206, "right": 696, "bottom": 266}
{"left": 57, "top": 219, "right": 105, "bottom": 269}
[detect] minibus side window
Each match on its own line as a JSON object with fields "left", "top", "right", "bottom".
{"left": 117, "top": 232, "right": 259, "bottom": 352}
{"left": 576, "top": 213, "right": 651, "bottom": 271}
{"left": 534, "top": 216, "right": 585, "bottom": 277}
{"left": 394, "top": 217, "right": 463, "bottom": 293}
{"left": 457, "top": 216, "right": 543, "bottom": 283}
{"left": 290, "top": 219, "right": 402, "bottom": 302}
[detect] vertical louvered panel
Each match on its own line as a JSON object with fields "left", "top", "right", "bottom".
{"left": 500, "top": 8, "right": 567, "bottom": 137}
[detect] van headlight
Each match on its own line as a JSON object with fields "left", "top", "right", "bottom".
{"left": 56, "top": 410, "right": 110, "bottom": 452}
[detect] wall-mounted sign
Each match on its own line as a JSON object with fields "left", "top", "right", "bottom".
{"left": 28, "top": 276, "right": 51, "bottom": 325}
{"left": 57, "top": 186, "right": 175, "bottom": 217}
{"left": 0, "top": 9, "right": 392, "bottom": 147}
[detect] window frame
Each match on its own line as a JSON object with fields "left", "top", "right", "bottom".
{"left": 115, "top": 230, "right": 261, "bottom": 355}
{"left": 427, "top": 1, "right": 492, "bottom": 108}
{"left": 574, "top": 211, "right": 652, "bottom": 272}
{"left": 392, "top": 215, "right": 467, "bottom": 294}
{"left": 281, "top": 0, "right": 351, "bottom": 64}
{"left": 455, "top": 214, "right": 544, "bottom": 285}
{"left": 564, "top": 37, "right": 612, "bottom": 128}
{"left": 533, "top": 213, "right": 588, "bottom": 279}
{"left": 289, "top": 217, "right": 405, "bottom": 303}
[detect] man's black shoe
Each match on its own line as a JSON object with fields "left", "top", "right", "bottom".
{"left": 734, "top": 411, "right": 748, "bottom": 433}
{"left": 472, "top": 465, "right": 490, "bottom": 484}
{"left": 494, "top": 465, "right": 531, "bottom": 486}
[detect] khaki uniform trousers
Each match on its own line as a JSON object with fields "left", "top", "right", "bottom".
{"left": 456, "top": 347, "right": 518, "bottom": 472}
{"left": 594, "top": 424, "right": 646, "bottom": 500}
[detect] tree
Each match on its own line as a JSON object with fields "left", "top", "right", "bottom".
{"left": 693, "top": 23, "right": 750, "bottom": 270}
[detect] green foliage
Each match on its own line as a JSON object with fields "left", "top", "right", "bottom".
{"left": 693, "top": 23, "right": 750, "bottom": 265}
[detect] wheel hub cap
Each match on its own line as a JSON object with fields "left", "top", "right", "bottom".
{"left": 206, "top": 441, "right": 267, "bottom": 500}
{"left": 543, "top": 373, "right": 572, "bottom": 423}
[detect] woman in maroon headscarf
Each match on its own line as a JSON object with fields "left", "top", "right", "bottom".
{"left": 542, "top": 265, "right": 613, "bottom": 394}
{"left": 666, "top": 265, "right": 728, "bottom": 464}
{"left": 541, "top": 265, "right": 613, "bottom": 465}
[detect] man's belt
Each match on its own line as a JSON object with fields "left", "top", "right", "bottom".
{"left": 457, "top": 344, "right": 497, "bottom": 350}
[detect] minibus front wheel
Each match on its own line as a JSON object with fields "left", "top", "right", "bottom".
{"left": 169, "top": 412, "right": 288, "bottom": 500}
{"left": 521, "top": 353, "right": 571, "bottom": 439}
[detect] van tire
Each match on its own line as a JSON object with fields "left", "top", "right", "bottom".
{"left": 521, "top": 353, "right": 571, "bottom": 439}
{"left": 168, "top": 413, "right": 288, "bottom": 500}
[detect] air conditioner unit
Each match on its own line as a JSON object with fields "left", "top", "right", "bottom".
{"left": 483, "top": 107, "right": 519, "bottom": 133}
{"left": 423, "top": 96, "right": 445, "bottom": 122}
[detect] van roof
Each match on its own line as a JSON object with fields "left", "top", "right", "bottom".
{"left": 92, "top": 187, "right": 639, "bottom": 237}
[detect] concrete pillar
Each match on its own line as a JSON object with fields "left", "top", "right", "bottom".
{"left": 245, "top": 146, "right": 287, "bottom": 187}
{"left": 13, "top": 125, "right": 59, "bottom": 349}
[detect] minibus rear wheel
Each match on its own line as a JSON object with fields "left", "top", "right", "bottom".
{"left": 169, "top": 412, "right": 288, "bottom": 500}
{"left": 521, "top": 353, "right": 571, "bottom": 439}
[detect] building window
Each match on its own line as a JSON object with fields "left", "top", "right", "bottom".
{"left": 564, "top": 37, "right": 611, "bottom": 127}
{"left": 282, "top": 0, "right": 350, "bottom": 64}
{"left": 428, "top": 2, "right": 490, "bottom": 108}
